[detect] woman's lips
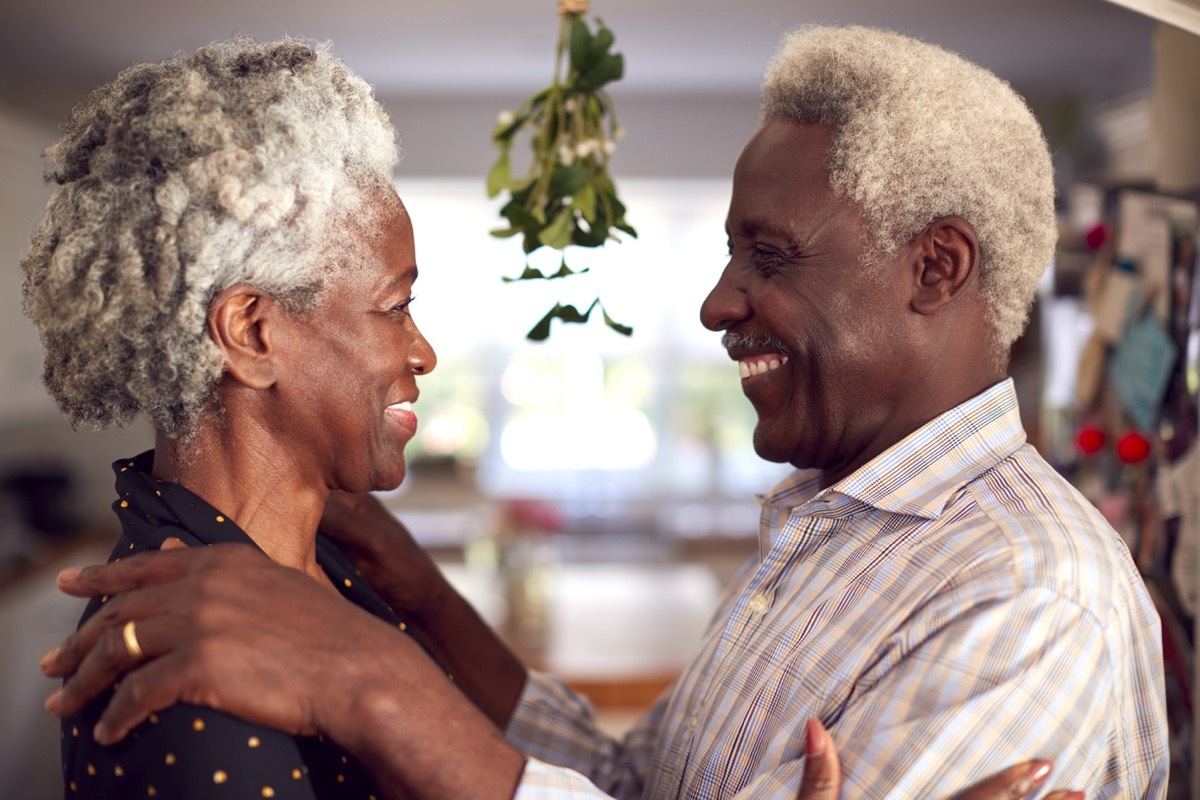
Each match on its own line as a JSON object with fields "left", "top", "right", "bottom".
{"left": 385, "top": 400, "right": 418, "bottom": 434}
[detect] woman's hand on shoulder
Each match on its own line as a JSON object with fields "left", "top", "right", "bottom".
{"left": 797, "top": 718, "right": 1085, "bottom": 800}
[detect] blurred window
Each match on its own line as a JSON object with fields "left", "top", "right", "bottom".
{"left": 398, "top": 178, "right": 791, "bottom": 504}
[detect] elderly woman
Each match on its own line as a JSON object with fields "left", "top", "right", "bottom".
{"left": 23, "top": 37, "right": 438, "bottom": 799}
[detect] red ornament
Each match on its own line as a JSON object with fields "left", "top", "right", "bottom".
{"left": 1075, "top": 425, "right": 1106, "bottom": 456}
{"left": 1084, "top": 222, "right": 1109, "bottom": 251}
{"left": 1115, "top": 431, "right": 1151, "bottom": 464}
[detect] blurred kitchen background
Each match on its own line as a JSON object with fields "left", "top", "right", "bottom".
{"left": 3, "top": 1, "right": 1199, "bottom": 797}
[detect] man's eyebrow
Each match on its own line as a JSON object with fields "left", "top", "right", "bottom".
{"left": 731, "top": 218, "right": 815, "bottom": 250}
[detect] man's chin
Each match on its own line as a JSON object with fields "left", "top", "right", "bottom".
{"left": 751, "top": 425, "right": 795, "bottom": 465}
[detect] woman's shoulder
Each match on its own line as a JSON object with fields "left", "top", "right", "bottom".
{"left": 62, "top": 701, "right": 380, "bottom": 799}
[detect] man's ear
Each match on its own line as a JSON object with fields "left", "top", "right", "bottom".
{"left": 910, "top": 216, "right": 980, "bottom": 316}
{"left": 208, "top": 284, "right": 280, "bottom": 390}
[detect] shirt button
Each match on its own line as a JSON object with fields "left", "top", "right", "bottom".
{"left": 688, "top": 714, "right": 699, "bottom": 731}
{"left": 748, "top": 592, "right": 770, "bottom": 614}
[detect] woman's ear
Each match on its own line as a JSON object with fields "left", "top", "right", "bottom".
{"left": 208, "top": 284, "right": 280, "bottom": 390}
{"left": 910, "top": 216, "right": 980, "bottom": 316}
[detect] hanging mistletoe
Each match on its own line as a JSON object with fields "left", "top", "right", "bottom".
{"left": 487, "top": 0, "right": 636, "bottom": 340}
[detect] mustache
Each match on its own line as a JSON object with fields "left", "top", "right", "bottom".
{"left": 721, "top": 330, "right": 792, "bottom": 355}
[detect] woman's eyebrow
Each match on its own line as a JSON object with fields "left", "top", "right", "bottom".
{"left": 378, "top": 266, "right": 418, "bottom": 292}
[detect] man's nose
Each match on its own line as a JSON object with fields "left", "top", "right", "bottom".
{"left": 699, "top": 263, "right": 749, "bottom": 332}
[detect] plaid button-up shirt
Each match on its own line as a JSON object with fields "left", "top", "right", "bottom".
{"left": 510, "top": 380, "right": 1169, "bottom": 799}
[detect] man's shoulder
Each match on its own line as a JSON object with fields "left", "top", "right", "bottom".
{"left": 941, "top": 443, "right": 1150, "bottom": 622}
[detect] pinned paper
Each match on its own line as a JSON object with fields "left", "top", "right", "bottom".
{"left": 1167, "top": 443, "right": 1200, "bottom": 616}
{"left": 1117, "top": 191, "right": 1198, "bottom": 324}
{"left": 1109, "top": 313, "right": 1176, "bottom": 432}
{"left": 1089, "top": 267, "right": 1142, "bottom": 344}
{"left": 1075, "top": 331, "right": 1107, "bottom": 409}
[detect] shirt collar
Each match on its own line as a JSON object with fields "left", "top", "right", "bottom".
{"left": 758, "top": 379, "right": 1026, "bottom": 544}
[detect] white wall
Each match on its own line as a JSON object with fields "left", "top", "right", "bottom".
{"left": 376, "top": 91, "right": 762, "bottom": 178}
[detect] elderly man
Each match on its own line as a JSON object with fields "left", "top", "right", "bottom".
{"left": 43, "top": 25, "right": 1165, "bottom": 799}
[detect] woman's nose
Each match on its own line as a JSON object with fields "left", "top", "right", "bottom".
{"left": 699, "top": 263, "right": 749, "bottom": 332}
{"left": 408, "top": 325, "right": 437, "bottom": 375}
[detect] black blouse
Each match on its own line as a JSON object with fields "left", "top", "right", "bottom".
{"left": 62, "top": 451, "right": 422, "bottom": 799}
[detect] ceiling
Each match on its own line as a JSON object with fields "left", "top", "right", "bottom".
{"left": 0, "top": 0, "right": 1161, "bottom": 124}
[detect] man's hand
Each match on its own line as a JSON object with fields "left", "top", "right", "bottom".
{"left": 797, "top": 718, "right": 1085, "bottom": 800}
{"left": 320, "top": 491, "right": 449, "bottom": 617}
{"left": 40, "top": 541, "right": 412, "bottom": 745}
{"left": 39, "top": 541, "right": 526, "bottom": 800}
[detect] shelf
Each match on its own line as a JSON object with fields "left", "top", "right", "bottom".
{"left": 1103, "top": 0, "right": 1200, "bottom": 36}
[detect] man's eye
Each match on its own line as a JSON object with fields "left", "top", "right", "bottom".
{"left": 754, "top": 247, "right": 783, "bottom": 275}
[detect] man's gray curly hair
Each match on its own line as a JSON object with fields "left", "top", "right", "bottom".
{"left": 762, "top": 26, "right": 1056, "bottom": 353}
{"left": 21, "top": 36, "right": 399, "bottom": 438}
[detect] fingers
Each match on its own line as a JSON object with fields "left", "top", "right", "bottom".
{"left": 796, "top": 717, "right": 841, "bottom": 800}
{"left": 92, "top": 649, "right": 196, "bottom": 744}
{"left": 954, "top": 760, "right": 1051, "bottom": 800}
{"left": 55, "top": 541, "right": 256, "bottom": 598}
{"left": 43, "top": 586, "right": 189, "bottom": 719}
{"left": 42, "top": 577, "right": 180, "bottom": 680}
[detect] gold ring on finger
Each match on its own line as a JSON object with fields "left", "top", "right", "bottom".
{"left": 122, "top": 619, "right": 144, "bottom": 661}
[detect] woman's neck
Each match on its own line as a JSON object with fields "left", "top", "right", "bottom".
{"left": 151, "top": 420, "right": 330, "bottom": 582}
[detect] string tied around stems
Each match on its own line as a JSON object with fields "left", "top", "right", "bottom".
{"left": 558, "top": 0, "right": 589, "bottom": 15}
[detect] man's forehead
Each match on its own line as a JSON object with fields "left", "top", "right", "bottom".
{"left": 725, "top": 121, "right": 851, "bottom": 245}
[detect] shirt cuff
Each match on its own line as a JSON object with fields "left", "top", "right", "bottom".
{"left": 515, "top": 758, "right": 611, "bottom": 799}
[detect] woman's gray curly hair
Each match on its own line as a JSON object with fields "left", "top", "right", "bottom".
{"left": 21, "top": 36, "right": 399, "bottom": 438}
{"left": 762, "top": 26, "right": 1056, "bottom": 354}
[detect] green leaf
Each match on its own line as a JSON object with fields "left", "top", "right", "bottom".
{"left": 614, "top": 221, "right": 638, "bottom": 238}
{"left": 538, "top": 207, "right": 575, "bottom": 250}
{"left": 501, "top": 262, "right": 589, "bottom": 282}
{"left": 499, "top": 204, "right": 538, "bottom": 231}
{"left": 524, "top": 298, "right": 631, "bottom": 340}
{"left": 503, "top": 265, "right": 548, "bottom": 282}
{"left": 600, "top": 302, "right": 633, "bottom": 336}
{"left": 549, "top": 165, "right": 589, "bottom": 196}
{"left": 572, "top": 221, "right": 607, "bottom": 248}
{"left": 489, "top": 227, "right": 520, "bottom": 239}
{"left": 549, "top": 260, "right": 588, "bottom": 279}
{"left": 578, "top": 54, "right": 624, "bottom": 92}
{"left": 525, "top": 299, "right": 599, "bottom": 341}
{"left": 570, "top": 18, "right": 595, "bottom": 73}
{"left": 589, "top": 26, "right": 614, "bottom": 63}
{"left": 486, "top": 151, "right": 511, "bottom": 198}
{"left": 571, "top": 183, "right": 597, "bottom": 221}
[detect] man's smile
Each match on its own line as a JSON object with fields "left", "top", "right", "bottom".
{"left": 738, "top": 354, "right": 789, "bottom": 379}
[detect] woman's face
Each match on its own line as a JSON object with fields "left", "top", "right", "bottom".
{"left": 271, "top": 189, "right": 436, "bottom": 493}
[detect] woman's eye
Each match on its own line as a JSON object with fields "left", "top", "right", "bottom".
{"left": 389, "top": 295, "right": 416, "bottom": 315}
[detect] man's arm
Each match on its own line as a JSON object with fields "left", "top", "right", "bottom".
{"left": 41, "top": 544, "right": 1089, "bottom": 800}
{"left": 317, "top": 491, "right": 528, "bottom": 729}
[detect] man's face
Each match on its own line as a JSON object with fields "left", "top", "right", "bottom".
{"left": 700, "top": 118, "right": 920, "bottom": 485}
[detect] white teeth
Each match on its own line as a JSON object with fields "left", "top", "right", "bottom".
{"left": 387, "top": 401, "right": 412, "bottom": 411}
{"left": 738, "top": 355, "right": 788, "bottom": 379}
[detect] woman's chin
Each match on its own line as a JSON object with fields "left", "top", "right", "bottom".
{"left": 373, "top": 461, "right": 408, "bottom": 493}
